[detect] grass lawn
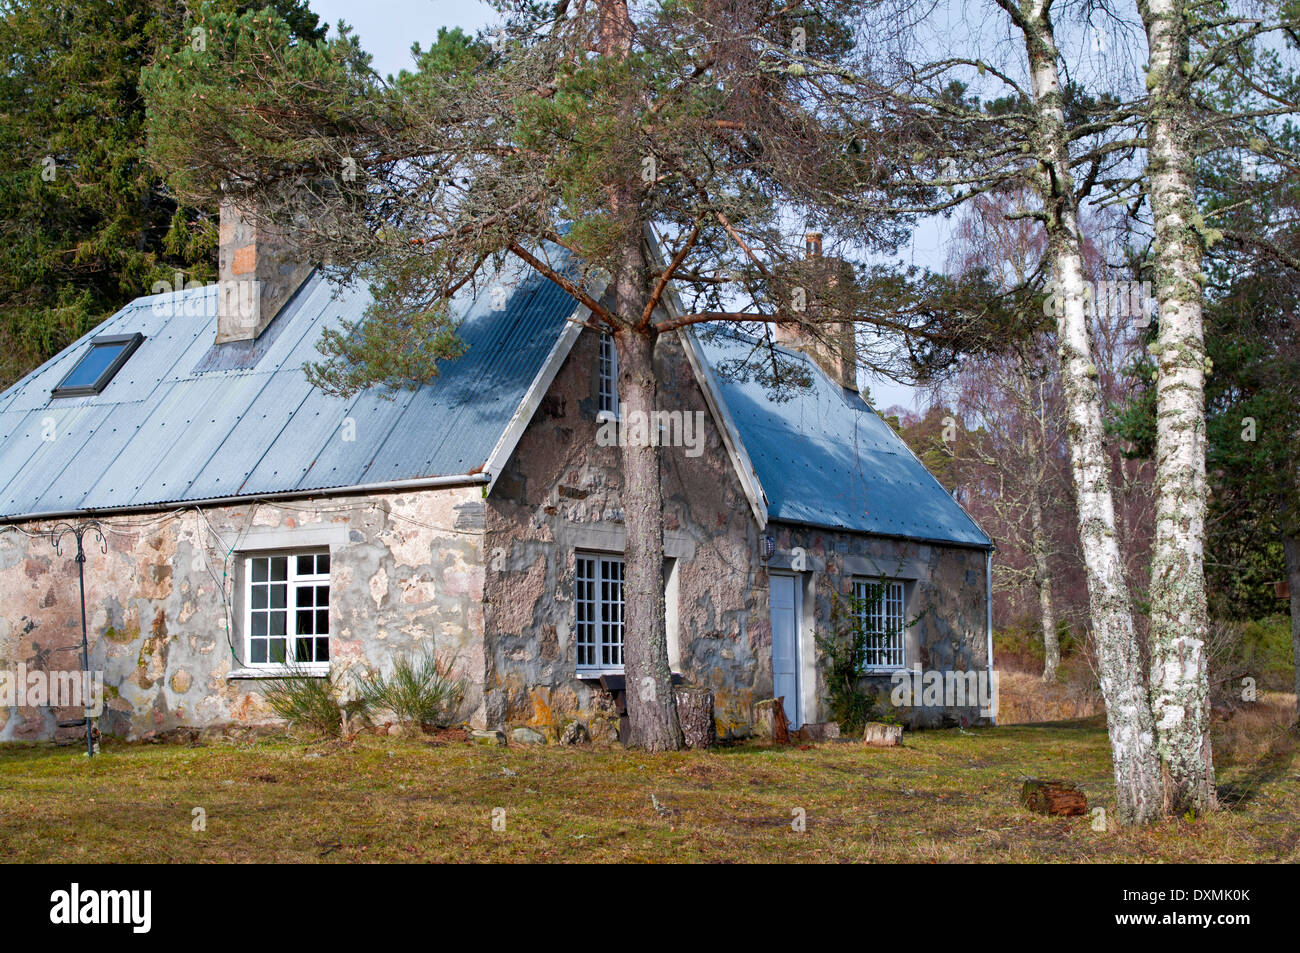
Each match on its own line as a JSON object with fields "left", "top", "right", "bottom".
{"left": 1, "top": 710, "right": 1297, "bottom": 863}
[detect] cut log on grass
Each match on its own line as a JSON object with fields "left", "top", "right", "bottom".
{"left": 675, "top": 686, "right": 717, "bottom": 749}
{"left": 1020, "top": 779, "right": 1088, "bottom": 816}
{"left": 754, "top": 697, "right": 790, "bottom": 744}
{"left": 862, "top": 722, "right": 903, "bottom": 747}
{"left": 796, "top": 722, "right": 840, "bottom": 743}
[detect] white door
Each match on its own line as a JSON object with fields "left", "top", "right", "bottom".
{"left": 770, "top": 573, "right": 801, "bottom": 728}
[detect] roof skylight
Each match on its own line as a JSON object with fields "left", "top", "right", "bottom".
{"left": 51, "top": 333, "right": 144, "bottom": 398}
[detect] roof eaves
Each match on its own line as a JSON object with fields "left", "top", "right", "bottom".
{"left": 0, "top": 471, "right": 492, "bottom": 527}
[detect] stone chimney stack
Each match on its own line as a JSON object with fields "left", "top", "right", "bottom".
{"left": 773, "top": 233, "right": 858, "bottom": 391}
{"left": 216, "top": 191, "right": 312, "bottom": 344}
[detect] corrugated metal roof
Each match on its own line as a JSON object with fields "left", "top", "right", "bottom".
{"left": 696, "top": 328, "right": 992, "bottom": 548}
{"left": 0, "top": 260, "right": 578, "bottom": 520}
{"left": 0, "top": 258, "right": 990, "bottom": 549}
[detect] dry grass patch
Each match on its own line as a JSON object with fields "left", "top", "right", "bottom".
{"left": 996, "top": 666, "right": 1102, "bottom": 724}
{"left": 0, "top": 713, "right": 1295, "bottom": 863}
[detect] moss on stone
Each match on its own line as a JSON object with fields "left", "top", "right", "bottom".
{"left": 103, "top": 626, "right": 139, "bottom": 645}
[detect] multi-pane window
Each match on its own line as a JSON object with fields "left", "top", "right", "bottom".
{"left": 854, "top": 578, "right": 906, "bottom": 670}
{"left": 575, "top": 553, "right": 624, "bottom": 672}
{"left": 246, "top": 551, "right": 331, "bottom": 668}
{"left": 598, "top": 331, "right": 619, "bottom": 419}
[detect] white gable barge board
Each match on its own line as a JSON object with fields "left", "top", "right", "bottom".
{"left": 482, "top": 304, "right": 588, "bottom": 494}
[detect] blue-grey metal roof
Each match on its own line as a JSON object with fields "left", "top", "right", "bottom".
{"left": 696, "top": 329, "right": 992, "bottom": 548}
{"left": 0, "top": 260, "right": 989, "bottom": 548}
{"left": 0, "top": 260, "right": 578, "bottom": 520}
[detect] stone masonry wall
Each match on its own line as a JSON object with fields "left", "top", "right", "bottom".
{"left": 483, "top": 329, "right": 766, "bottom": 739}
{"left": 482, "top": 327, "right": 993, "bottom": 739}
{"left": 0, "top": 486, "right": 486, "bottom": 740}
{"left": 767, "top": 522, "right": 992, "bottom": 729}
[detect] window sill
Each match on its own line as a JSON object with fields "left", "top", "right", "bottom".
{"left": 577, "top": 669, "right": 625, "bottom": 680}
{"left": 577, "top": 671, "right": 687, "bottom": 684}
{"left": 228, "top": 665, "right": 330, "bottom": 680}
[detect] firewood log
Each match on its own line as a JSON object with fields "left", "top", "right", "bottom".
{"left": 1020, "top": 779, "right": 1088, "bottom": 816}
{"left": 754, "top": 697, "right": 790, "bottom": 744}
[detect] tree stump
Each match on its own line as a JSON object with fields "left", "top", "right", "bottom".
{"left": 1020, "top": 779, "right": 1087, "bottom": 816}
{"left": 674, "top": 686, "right": 717, "bottom": 749}
{"left": 796, "top": 722, "right": 840, "bottom": 743}
{"left": 862, "top": 722, "right": 903, "bottom": 747}
{"left": 754, "top": 697, "right": 790, "bottom": 744}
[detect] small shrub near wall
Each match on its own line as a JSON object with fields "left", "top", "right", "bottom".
{"left": 817, "top": 591, "right": 900, "bottom": 735}
{"left": 261, "top": 666, "right": 362, "bottom": 738}
{"left": 357, "top": 648, "right": 465, "bottom": 729}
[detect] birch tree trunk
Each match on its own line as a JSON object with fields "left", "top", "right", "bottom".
{"left": 1138, "top": 0, "right": 1218, "bottom": 814}
{"left": 1009, "top": 0, "right": 1164, "bottom": 823}
{"left": 1029, "top": 485, "right": 1059, "bottom": 681}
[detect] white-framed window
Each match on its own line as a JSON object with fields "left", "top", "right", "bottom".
{"left": 245, "top": 550, "right": 331, "bottom": 671}
{"left": 575, "top": 552, "right": 624, "bottom": 673}
{"left": 598, "top": 331, "right": 619, "bottom": 419}
{"left": 853, "top": 577, "right": 906, "bottom": 670}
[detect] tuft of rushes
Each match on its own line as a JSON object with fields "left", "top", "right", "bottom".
{"left": 261, "top": 664, "right": 352, "bottom": 738}
{"left": 357, "top": 648, "right": 464, "bottom": 728}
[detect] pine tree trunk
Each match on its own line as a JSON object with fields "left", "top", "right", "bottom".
{"left": 1139, "top": 0, "right": 1218, "bottom": 815}
{"left": 614, "top": 326, "right": 683, "bottom": 751}
{"left": 594, "top": 0, "right": 681, "bottom": 751}
{"left": 1029, "top": 488, "right": 1059, "bottom": 681}
{"left": 1283, "top": 535, "right": 1300, "bottom": 727}
{"left": 1020, "top": 0, "right": 1164, "bottom": 824}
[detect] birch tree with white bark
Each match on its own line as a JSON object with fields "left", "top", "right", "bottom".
{"left": 1135, "top": 0, "right": 1221, "bottom": 815}
{"left": 1124, "top": 0, "right": 1300, "bottom": 737}
{"left": 827, "top": 0, "right": 1166, "bottom": 821}
{"left": 1114, "top": 0, "right": 1298, "bottom": 813}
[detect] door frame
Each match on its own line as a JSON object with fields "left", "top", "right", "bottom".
{"left": 769, "top": 570, "right": 804, "bottom": 729}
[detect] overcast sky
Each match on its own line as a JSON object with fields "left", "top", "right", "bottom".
{"left": 308, "top": 0, "right": 927, "bottom": 412}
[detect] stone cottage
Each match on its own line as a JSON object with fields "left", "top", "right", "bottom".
{"left": 0, "top": 201, "right": 993, "bottom": 743}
